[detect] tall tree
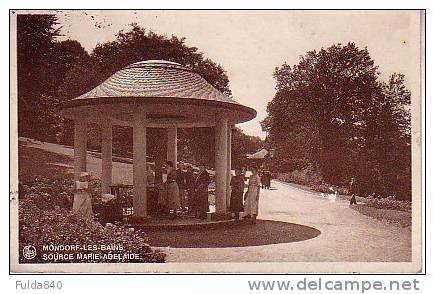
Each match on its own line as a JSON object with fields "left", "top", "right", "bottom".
{"left": 266, "top": 43, "right": 380, "bottom": 184}
{"left": 264, "top": 42, "right": 411, "bottom": 199}
{"left": 18, "top": 14, "right": 60, "bottom": 139}
{"left": 262, "top": 89, "right": 323, "bottom": 172}
{"left": 17, "top": 14, "right": 88, "bottom": 141}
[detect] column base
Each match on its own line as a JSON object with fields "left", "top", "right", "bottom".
{"left": 129, "top": 215, "right": 153, "bottom": 224}
{"left": 210, "top": 212, "right": 233, "bottom": 221}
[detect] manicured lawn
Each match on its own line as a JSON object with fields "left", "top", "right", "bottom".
{"left": 351, "top": 204, "right": 412, "bottom": 228}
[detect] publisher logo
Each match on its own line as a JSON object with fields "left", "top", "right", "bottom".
{"left": 23, "top": 245, "right": 37, "bottom": 260}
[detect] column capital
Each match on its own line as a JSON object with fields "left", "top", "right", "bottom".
{"left": 99, "top": 118, "right": 113, "bottom": 127}
{"left": 74, "top": 117, "right": 89, "bottom": 125}
{"left": 215, "top": 111, "right": 229, "bottom": 122}
{"left": 73, "top": 113, "right": 91, "bottom": 124}
{"left": 133, "top": 107, "right": 147, "bottom": 119}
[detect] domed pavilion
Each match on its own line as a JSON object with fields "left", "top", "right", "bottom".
{"left": 59, "top": 60, "right": 256, "bottom": 218}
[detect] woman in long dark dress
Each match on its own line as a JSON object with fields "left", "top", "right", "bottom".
{"left": 260, "top": 172, "right": 266, "bottom": 189}
{"left": 265, "top": 171, "right": 272, "bottom": 189}
{"left": 230, "top": 168, "right": 245, "bottom": 219}
{"left": 185, "top": 165, "right": 196, "bottom": 213}
{"left": 194, "top": 165, "right": 211, "bottom": 219}
{"left": 176, "top": 163, "right": 187, "bottom": 210}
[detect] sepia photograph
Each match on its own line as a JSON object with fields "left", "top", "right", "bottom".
{"left": 9, "top": 9, "right": 424, "bottom": 273}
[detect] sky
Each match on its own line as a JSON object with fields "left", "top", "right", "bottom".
{"left": 53, "top": 10, "right": 421, "bottom": 139}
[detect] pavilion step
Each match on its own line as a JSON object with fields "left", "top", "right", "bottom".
{"left": 127, "top": 219, "right": 241, "bottom": 231}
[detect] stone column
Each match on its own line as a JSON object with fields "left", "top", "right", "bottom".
{"left": 101, "top": 121, "right": 112, "bottom": 193}
{"left": 215, "top": 113, "right": 228, "bottom": 213}
{"left": 167, "top": 127, "right": 177, "bottom": 166}
{"left": 133, "top": 109, "right": 147, "bottom": 217}
{"left": 74, "top": 120, "right": 87, "bottom": 180}
{"left": 226, "top": 124, "right": 232, "bottom": 207}
{"left": 154, "top": 129, "right": 165, "bottom": 184}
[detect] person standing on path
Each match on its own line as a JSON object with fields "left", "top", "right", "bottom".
{"left": 260, "top": 172, "right": 266, "bottom": 189}
{"left": 265, "top": 171, "right": 272, "bottom": 189}
{"left": 349, "top": 177, "right": 357, "bottom": 206}
{"left": 243, "top": 166, "right": 261, "bottom": 223}
{"left": 230, "top": 168, "right": 245, "bottom": 219}
{"left": 194, "top": 164, "right": 211, "bottom": 219}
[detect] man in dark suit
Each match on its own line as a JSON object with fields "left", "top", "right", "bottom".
{"left": 349, "top": 177, "right": 357, "bottom": 206}
{"left": 185, "top": 165, "right": 196, "bottom": 213}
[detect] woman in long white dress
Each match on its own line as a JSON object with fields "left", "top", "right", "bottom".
{"left": 72, "top": 172, "right": 93, "bottom": 218}
{"left": 243, "top": 166, "right": 261, "bottom": 223}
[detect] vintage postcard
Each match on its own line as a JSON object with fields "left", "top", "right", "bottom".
{"left": 9, "top": 9, "right": 424, "bottom": 273}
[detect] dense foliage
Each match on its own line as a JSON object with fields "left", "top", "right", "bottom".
{"left": 17, "top": 15, "right": 262, "bottom": 168}
{"left": 19, "top": 176, "right": 166, "bottom": 263}
{"left": 17, "top": 15, "right": 88, "bottom": 142}
{"left": 262, "top": 43, "right": 411, "bottom": 200}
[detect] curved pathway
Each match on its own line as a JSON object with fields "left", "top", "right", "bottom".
{"left": 162, "top": 181, "right": 411, "bottom": 262}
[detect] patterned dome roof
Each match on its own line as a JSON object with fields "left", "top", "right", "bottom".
{"left": 73, "top": 60, "right": 237, "bottom": 104}
{"left": 59, "top": 60, "right": 256, "bottom": 126}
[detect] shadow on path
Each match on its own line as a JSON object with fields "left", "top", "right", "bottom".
{"left": 143, "top": 220, "right": 321, "bottom": 248}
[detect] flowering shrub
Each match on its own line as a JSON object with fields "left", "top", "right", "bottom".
{"left": 366, "top": 195, "right": 411, "bottom": 212}
{"left": 18, "top": 177, "right": 166, "bottom": 263}
{"left": 310, "top": 184, "right": 348, "bottom": 195}
{"left": 277, "top": 171, "right": 348, "bottom": 195}
{"left": 277, "top": 168, "right": 322, "bottom": 187}
{"left": 19, "top": 176, "right": 74, "bottom": 210}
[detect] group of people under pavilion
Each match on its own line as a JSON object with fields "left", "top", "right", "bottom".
{"left": 155, "top": 161, "right": 211, "bottom": 219}
{"left": 150, "top": 160, "right": 263, "bottom": 222}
